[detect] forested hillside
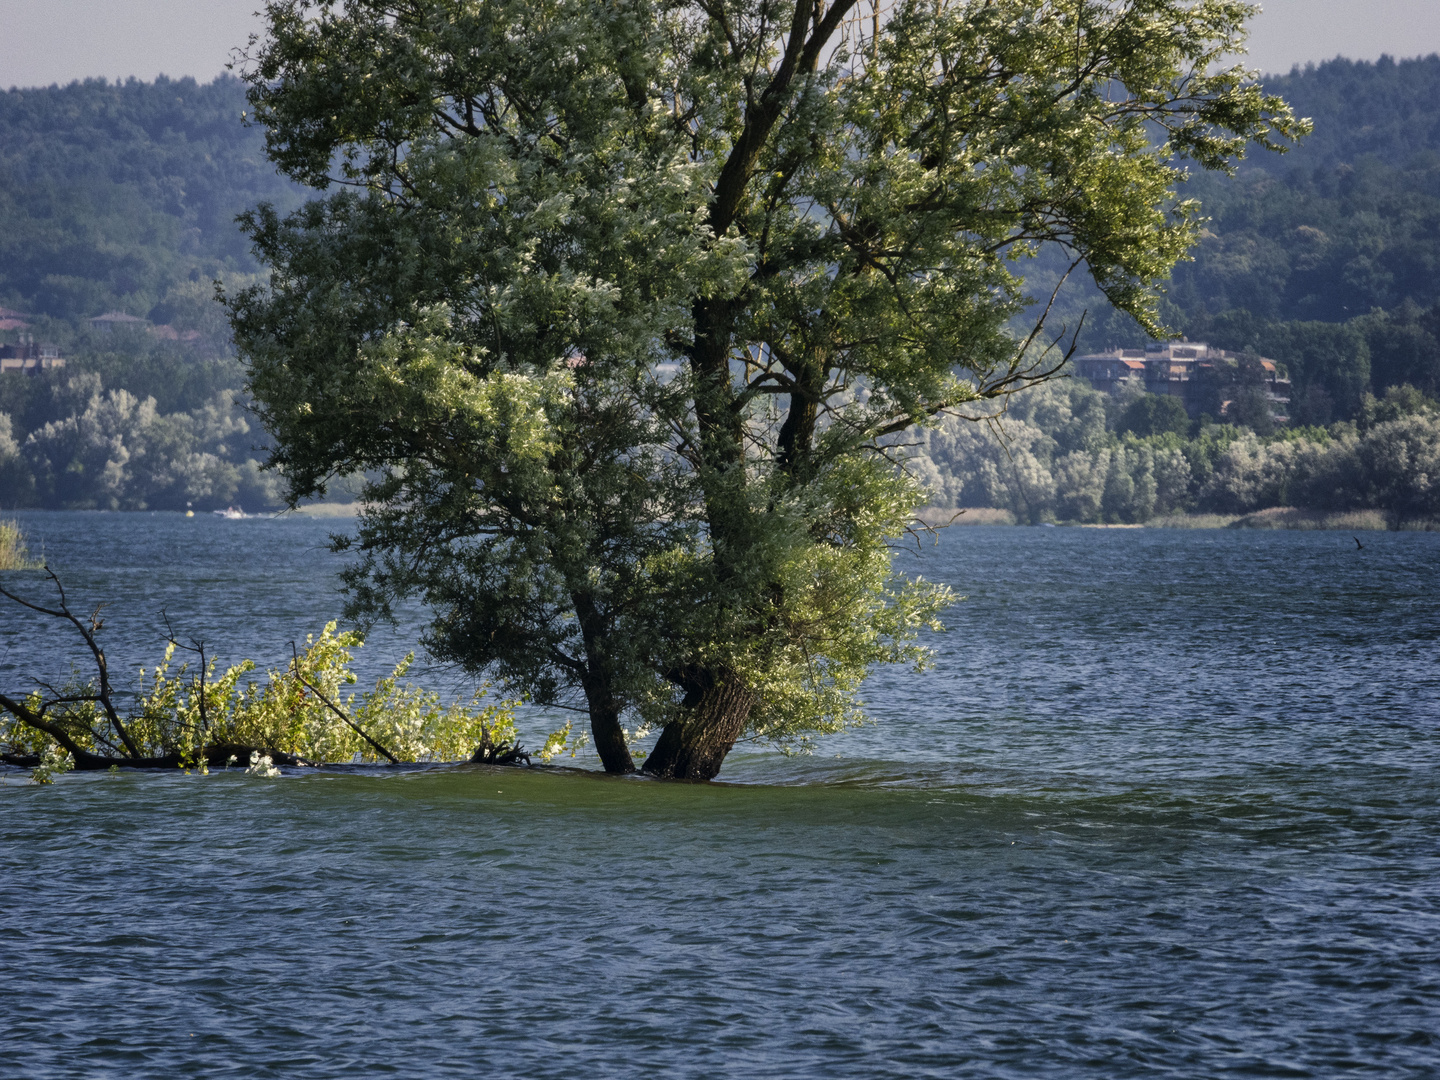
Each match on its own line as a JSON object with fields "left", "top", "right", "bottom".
{"left": 2, "top": 61, "right": 1438, "bottom": 513}
{"left": 0, "top": 74, "right": 300, "bottom": 319}
{"left": 0, "top": 76, "right": 303, "bottom": 510}
{"left": 927, "top": 56, "right": 1440, "bottom": 525}
{"left": 1084, "top": 55, "right": 1440, "bottom": 420}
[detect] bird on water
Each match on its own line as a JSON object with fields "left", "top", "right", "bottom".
{"left": 1353, "top": 536, "right": 1364, "bottom": 550}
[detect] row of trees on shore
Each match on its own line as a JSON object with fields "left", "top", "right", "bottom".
{"left": 914, "top": 379, "right": 1440, "bottom": 524}
{"left": 8, "top": 368, "right": 1437, "bottom": 522}
{"left": 0, "top": 370, "right": 277, "bottom": 511}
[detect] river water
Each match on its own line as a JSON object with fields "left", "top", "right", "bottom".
{"left": 2, "top": 512, "right": 1437, "bottom": 1077}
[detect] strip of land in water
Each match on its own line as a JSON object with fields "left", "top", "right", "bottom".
{"left": 919, "top": 507, "right": 1439, "bottom": 531}
{"left": 291, "top": 503, "right": 1436, "bottom": 530}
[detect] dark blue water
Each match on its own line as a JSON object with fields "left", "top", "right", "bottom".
{"left": 2, "top": 513, "right": 1438, "bottom": 1077}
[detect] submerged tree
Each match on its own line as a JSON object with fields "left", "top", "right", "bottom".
{"left": 230, "top": 0, "right": 1303, "bottom": 778}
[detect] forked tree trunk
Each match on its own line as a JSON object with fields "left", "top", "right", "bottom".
{"left": 641, "top": 672, "right": 753, "bottom": 781}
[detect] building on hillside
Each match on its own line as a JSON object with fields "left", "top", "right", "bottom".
{"left": 1071, "top": 341, "right": 1290, "bottom": 419}
{"left": 89, "top": 311, "right": 148, "bottom": 333}
{"left": 0, "top": 306, "right": 32, "bottom": 333}
{"left": 1070, "top": 352, "right": 1147, "bottom": 394}
{"left": 0, "top": 336, "right": 64, "bottom": 373}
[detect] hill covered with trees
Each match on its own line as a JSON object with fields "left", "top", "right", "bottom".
{"left": 919, "top": 56, "right": 1440, "bottom": 525}
{"left": 0, "top": 74, "right": 301, "bottom": 320}
{"left": 1082, "top": 54, "right": 1440, "bottom": 421}
{"left": 1, "top": 59, "right": 1438, "bottom": 516}
{"left": 0, "top": 75, "right": 303, "bottom": 510}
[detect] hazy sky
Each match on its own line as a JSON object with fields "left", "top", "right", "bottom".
{"left": 1, "top": 0, "right": 1439, "bottom": 89}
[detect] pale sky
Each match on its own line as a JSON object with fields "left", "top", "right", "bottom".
{"left": 0, "top": 0, "right": 1438, "bottom": 89}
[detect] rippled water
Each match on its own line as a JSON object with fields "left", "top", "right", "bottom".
{"left": 2, "top": 513, "right": 1438, "bottom": 1077}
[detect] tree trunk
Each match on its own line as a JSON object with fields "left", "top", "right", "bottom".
{"left": 573, "top": 592, "right": 635, "bottom": 774}
{"left": 585, "top": 685, "right": 634, "bottom": 773}
{"left": 641, "top": 672, "right": 752, "bottom": 780}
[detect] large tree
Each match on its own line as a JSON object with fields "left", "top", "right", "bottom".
{"left": 230, "top": 0, "right": 1302, "bottom": 778}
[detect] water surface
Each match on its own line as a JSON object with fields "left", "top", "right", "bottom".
{"left": 2, "top": 514, "right": 1437, "bottom": 1077}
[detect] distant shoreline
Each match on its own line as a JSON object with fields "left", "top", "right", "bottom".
{"left": 286, "top": 502, "right": 365, "bottom": 518}
{"left": 917, "top": 507, "right": 1440, "bottom": 532}
{"left": 7, "top": 503, "right": 1436, "bottom": 532}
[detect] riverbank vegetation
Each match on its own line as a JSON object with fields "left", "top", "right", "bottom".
{"left": 0, "top": 518, "right": 40, "bottom": 569}
{"left": 0, "top": 370, "right": 280, "bottom": 511}
{"left": 913, "top": 381, "right": 1440, "bottom": 527}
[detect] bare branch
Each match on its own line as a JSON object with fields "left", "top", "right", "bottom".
{"left": 288, "top": 642, "right": 400, "bottom": 764}
{"left": 0, "top": 570, "right": 141, "bottom": 758}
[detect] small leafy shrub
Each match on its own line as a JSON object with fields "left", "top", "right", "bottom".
{"left": 1, "top": 622, "right": 547, "bottom": 771}
{"left": 134, "top": 623, "right": 528, "bottom": 764}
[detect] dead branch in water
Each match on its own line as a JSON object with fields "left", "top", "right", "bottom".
{"left": 0, "top": 571, "right": 524, "bottom": 772}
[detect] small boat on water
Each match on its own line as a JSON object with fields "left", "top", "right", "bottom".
{"left": 213, "top": 506, "right": 249, "bottom": 520}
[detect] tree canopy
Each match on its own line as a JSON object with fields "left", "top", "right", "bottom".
{"left": 230, "top": 0, "right": 1301, "bottom": 778}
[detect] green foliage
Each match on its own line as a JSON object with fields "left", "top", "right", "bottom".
{"left": 1165, "top": 55, "right": 1440, "bottom": 327}
{"left": 29, "top": 745, "right": 73, "bottom": 785}
{"left": 1182, "top": 421, "right": 1248, "bottom": 490}
{"left": 0, "top": 77, "right": 301, "bottom": 512}
{"left": 1359, "top": 382, "right": 1440, "bottom": 429}
{"left": 0, "top": 518, "right": 40, "bottom": 569}
{"left": 1195, "top": 314, "right": 1373, "bottom": 420}
{"left": 1353, "top": 303, "right": 1440, "bottom": 397}
{"left": 633, "top": 457, "right": 953, "bottom": 751}
{"left": 131, "top": 623, "right": 526, "bottom": 763}
{"left": 1066, "top": 56, "right": 1440, "bottom": 414}
{"left": 63, "top": 332, "right": 247, "bottom": 414}
{"left": 917, "top": 381, "right": 1198, "bottom": 523}
{"left": 0, "top": 76, "right": 302, "bottom": 319}
{"left": 1175, "top": 156, "right": 1440, "bottom": 325}
{"left": 1252, "top": 56, "right": 1440, "bottom": 171}
{"left": 0, "top": 410, "right": 34, "bottom": 508}
{"left": 0, "top": 342, "right": 244, "bottom": 435}
{"left": 6, "top": 374, "right": 279, "bottom": 511}
{"left": 916, "top": 378, "right": 1440, "bottom": 522}
{"left": 231, "top": 0, "right": 1300, "bottom": 771}
{"left": 1117, "top": 394, "right": 1192, "bottom": 439}
{"left": 918, "top": 380, "right": 1188, "bottom": 521}
{"left": 0, "top": 623, "right": 527, "bottom": 768}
